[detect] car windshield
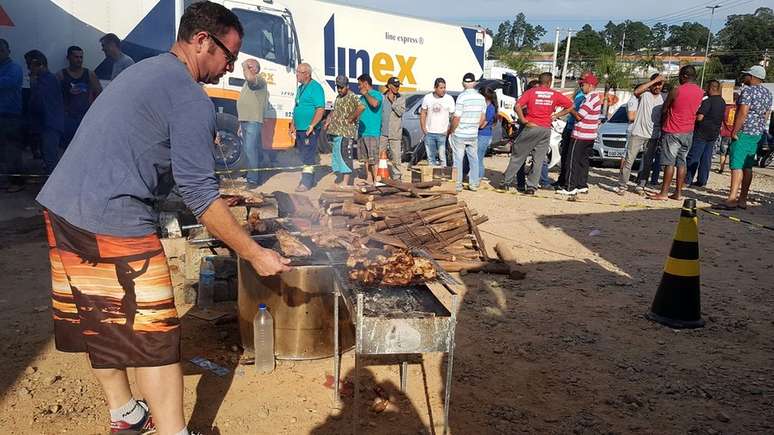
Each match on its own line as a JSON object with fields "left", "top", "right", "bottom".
{"left": 608, "top": 106, "right": 629, "bottom": 123}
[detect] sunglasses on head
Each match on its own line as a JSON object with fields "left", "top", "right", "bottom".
{"left": 207, "top": 33, "right": 237, "bottom": 66}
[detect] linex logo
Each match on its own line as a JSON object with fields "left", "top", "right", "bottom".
{"left": 323, "top": 15, "right": 416, "bottom": 87}
{"left": 0, "top": 6, "right": 14, "bottom": 27}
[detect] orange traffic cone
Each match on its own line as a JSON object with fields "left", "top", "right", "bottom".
{"left": 376, "top": 149, "right": 391, "bottom": 181}
{"left": 646, "top": 199, "right": 704, "bottom": 329}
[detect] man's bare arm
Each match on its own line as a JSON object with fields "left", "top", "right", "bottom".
{"left": 419, "top": 108, "right": 428, "bottom": 134}
{"left": 199, "top": 199, "right": 291, "bottom": 276}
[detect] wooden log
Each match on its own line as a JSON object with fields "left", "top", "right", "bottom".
{"left": 464, "top": 206, "right": 489, "bottom": 260}
{"left": 341, "top": 201, "right": 365, "bottom": 217}
{"left": 380, "top": 178, "right": 419, "bottom": 196}
{"left": 325, "top": 215, "right": 349, "bottom": 230}
{"left": 412, "top": 180, "right": 443, "bottom": 188}
{"left": 371, "top": 196, "right": 458, "bottom": 219}
{"left": 352, "top": 192, "right": 374, "bottom": 205}
{"left": 319, "top": 191, "right": 354, "bottom": 204}
{"left": 493, "top": 242, "right": 527, "bottom": 280}
{"left": 367, "top": 232, "right": 408, "bottom": 249}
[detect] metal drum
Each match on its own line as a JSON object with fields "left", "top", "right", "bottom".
{"left": 237, "top": 259, "right": 355, "bottom": 360}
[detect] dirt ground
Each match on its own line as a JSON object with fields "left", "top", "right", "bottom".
{"left": 1, "top": 153, "right": 773, "bottom": 435}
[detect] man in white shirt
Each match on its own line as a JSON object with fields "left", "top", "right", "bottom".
{"left": 614, "top": 73, "right": 665, "bottom": 195}
{"left": 420, "top": 77, "right": 455, "bottom": 166}
{"left": 449, "top": 73, "right": 486, "bottom": 191}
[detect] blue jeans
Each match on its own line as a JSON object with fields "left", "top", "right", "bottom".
{"left": 685, "top": 136, "right": 713, "bottom": 186}
{"left": 451, "top": 135, "right": 478, "bottom": 188}
{"left": 296, "top": 129, "right": 318, "bottom": 188}
{"left": 240, "top": 121, "right": 264, "bottom": 184}
{"left": 41, "top": 128, "right": 62, "bottom": 175}
{"left": 477, "top": 135, "right": 492, "bottom": 179}
{"left": 424, "top": 133, "right": 447, "bottom": 166}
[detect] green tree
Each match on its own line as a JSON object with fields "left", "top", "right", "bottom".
{"left": 595, "top": 52, "right": 633, "bottom": 90}
{"left": 601, "top": 21, "right": 624, "bottom": 48}
{"left": 497, "top": 50, "right": 538, "bottom": 76}
{"left": 509, "top": 13, "right": 546, "bottom": 50}
{"left": 650, "top": 22, "right": 669, "bottom": 48}
{"left": 491, "top": 20, "right": 511, "bottom": 52}
{"left": 717, "top": 7, "right": 774, "bottom": 79}
{"left": 667, "top": 22, "right": 710, "bottom": 50}
{"left": 624, "top": 21, "right": 652, "bottom": 50}
{"left": 558, "top": 24, "right": 608, "bottom": 58}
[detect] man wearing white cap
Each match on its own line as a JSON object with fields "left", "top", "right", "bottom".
{"left": 714, "top": 65, "right": 772, "bottom": 210}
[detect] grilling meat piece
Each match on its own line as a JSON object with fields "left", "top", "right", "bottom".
{"left": 219, "top": 188, "right": 264, "bottom": 205}
{"left": 275, "top": 229, "right": 312, "bottom": 257}
{"left": 309, "top": 230, "right": 365, "bottom": 251}
{"left": 347, "top": 249, "right": 437, "bottom": 286}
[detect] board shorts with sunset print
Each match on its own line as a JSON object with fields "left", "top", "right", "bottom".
{"left": 44, "top": 210, "right": 180, "bottom": 369}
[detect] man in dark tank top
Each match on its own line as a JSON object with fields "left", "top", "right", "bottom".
{"left": 56, "top": 45, "right": 101, "bottom": 146}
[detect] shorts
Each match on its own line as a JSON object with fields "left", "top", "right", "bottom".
{"left": 660, "top": 132, "right": 693, "bottom": 167}
{"left": 729, "top": 132, "right": 761, "bottom": 170}
{"left": 358, "top": 136, "right": 379, "bottom": 164}
{"left": 718, "top": 136, "right": 731, "bottom": 155}
{"left": 44, "top": 210, "right": 180, "bottom": 369}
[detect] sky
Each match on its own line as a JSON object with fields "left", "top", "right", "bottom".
{"left": 334, "top": 0, "right": 770, "bottom": 41}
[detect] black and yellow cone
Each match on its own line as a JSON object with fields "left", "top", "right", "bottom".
{"left": 646, "top": 199, "right": 705, "bottom": 329}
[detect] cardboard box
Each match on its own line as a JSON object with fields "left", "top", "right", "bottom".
{"left": 410, "top": 165, "right": 452, "bottom": 183}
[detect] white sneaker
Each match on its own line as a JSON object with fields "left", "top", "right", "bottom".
{"left": 611, "top": 186, "right": 626, "bottom": 195}
{"left": 556, "top": 188, "right": 578, "bottom": 195}
{"left": 576, "top": 187, "right": 589, "bottom": 194}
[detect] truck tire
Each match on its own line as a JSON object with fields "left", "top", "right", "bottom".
{"left": 401, "top": 130, "right": 412, "bottom": 163}
{"left": 317, "top": 124, "right": 332, "bottom": 154}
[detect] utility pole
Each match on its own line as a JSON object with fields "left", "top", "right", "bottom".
{"left": 551, "top": 28, "right": 561, "bottom": 88}
{"left": 620, "top": 24, "right": 627, "bottom": 59}
{"left": 561, "top": 29, "right": 573, "bottom": 89}
{"left": 700, "top": 4, "right": 722, "bottom": 88}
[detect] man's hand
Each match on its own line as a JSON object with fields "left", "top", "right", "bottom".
{"left": 248, "top": 247, "right": 292, "bottom": 276}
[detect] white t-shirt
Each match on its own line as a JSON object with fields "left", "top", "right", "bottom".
{"left": 626, "top": 97, "right": 638, "bottom": 133}
{"left": 421, "top": 93, "right": 455, "bottom": 134}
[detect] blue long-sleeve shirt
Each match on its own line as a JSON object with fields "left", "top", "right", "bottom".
{"left": 37, "top": 53, "right": 219, "bottom": 237}
{"left": 0, "top": 58, "right": 23, "bottom": 115}
{"left": 29, "top": 70, "right": 65, "bottom": 132}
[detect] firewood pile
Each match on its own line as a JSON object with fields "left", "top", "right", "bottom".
{"left": 315, "top": 179, "right": 489, "bottom": 266}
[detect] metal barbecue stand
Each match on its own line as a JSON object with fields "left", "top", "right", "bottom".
{"left": 328, "top": 255, "right": 459, "bottom": 435}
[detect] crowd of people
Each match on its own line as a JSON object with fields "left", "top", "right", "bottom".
{"left": 0, "top": 35, "right": 134, "bottom": 192}
{"left": 234, "top": 61, "right": 769, "bottom": 206}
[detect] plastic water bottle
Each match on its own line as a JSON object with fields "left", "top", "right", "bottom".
{"left": 197, "top": 256, "right": 215, "bottom": 307}
{"left": 253, "top": 304, "right": 275, "bottom": 373}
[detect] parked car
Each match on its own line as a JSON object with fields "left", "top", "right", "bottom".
{"left": 591, "top": 105, "right": 637, "bottom": 167}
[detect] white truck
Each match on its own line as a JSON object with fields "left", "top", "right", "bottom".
{"left": 2, "top": 0, "right": 490, "bottom": 151}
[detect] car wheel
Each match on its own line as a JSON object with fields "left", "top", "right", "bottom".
{"left": 760, "top": 150, "right": 774, "bottom": 168}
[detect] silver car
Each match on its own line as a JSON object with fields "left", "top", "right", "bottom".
{"left": 591, "top": 105, "right": 639, "bottom": 166}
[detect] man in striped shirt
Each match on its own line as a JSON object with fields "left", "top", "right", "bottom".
{"left": 557, "top": 74, "right": 602, "bottom": 195}
{"left": 449, "top": 72, "right": 487, "bottom": 191}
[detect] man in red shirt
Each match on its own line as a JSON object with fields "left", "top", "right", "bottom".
{"left": 649, "top": 65, "right": 704, "bottom": 200}
{"left": 500, "top": 72, "right": 574, "bottom": 194}
{"left": 717, "top": 100, "right": 736, "bottom": 174}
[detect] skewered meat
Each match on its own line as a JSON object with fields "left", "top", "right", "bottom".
{"left": 244, "top": 211, "right": 267, "bottom": 234}
{"left": 275, "top": 229, "right": 311, "bottom": 257}
{"left": 347, "top": 249, "right": 437, "bottom": 286}
{"left": 219, "top": 188, "right": 264, "bottom": 205}
{"left": 308, "top": 230, "right": 365, "bottom": 251}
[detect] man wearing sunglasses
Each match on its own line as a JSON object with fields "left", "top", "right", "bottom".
{"left": 36, "top": 3, "right": 290, "bottom": 435}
